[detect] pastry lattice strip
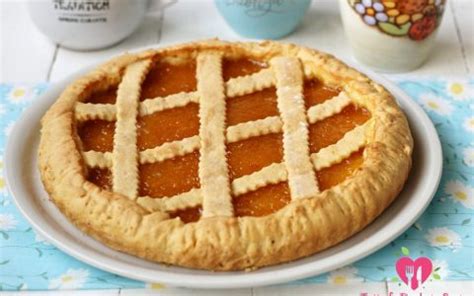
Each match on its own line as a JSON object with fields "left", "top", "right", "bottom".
{"left": 112, "top": 60, "right": 151, "bottom": 200}
{"left": 196, "top": 52, "right": 233, "bottom": 218}
{"left": 271, "top": 57, "right": 319, "bottom": 199}
{"left": 137, "top": 120, "right": 370, "bottom": 213}
{"left": 75, "top": 69, "right": 274, "bottom": 122}
{"left": 82, "top": 90, "right": 353, "bottom": 168}
{"left": 76, "top": 69, "right": 349, "bottom": 124}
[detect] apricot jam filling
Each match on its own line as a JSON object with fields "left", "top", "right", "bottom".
{"left": 139, "top": 151, "right": 200, "bottom": 198}
{"left": 223, "top": 58, "right": 267, "bottom": 81}
{"left": 234, "top": 182, "right": 291, "bottom": 217}
{"left": 140, "top": 61, "right": 197, "bottom": 99}
{"left": 309, "top": 104, "right": 371, "bottom": 153}
{"left": 227, "top": 133, "right": 283, "bottom": 179}
{"left": 303, "top": 80, "right": 340, "bottom": 108}
{"left": 78, "top": 120, "right": 115, "bottom": 152}
{"left": 170, "top": 206, "right": 202, "bottom": 224}
{"left": 79, "top": 59, "right": 371, "bottom": 223}
{"left": 87, "top": 168, "right": 112, "bottom": 191}
{"left": 317, "top": 149, "right": 365, "bottom": 191}
{"left": 137, "top": 103, "right": 199, "bottom": 150}
{"left": 85, "top": 86, "right": 118, "bottom": 104}
{"left": 227, "top": 87, "right": 278, "bottom": 126}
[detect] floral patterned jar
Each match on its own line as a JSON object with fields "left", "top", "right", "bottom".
{"left": 339, "top": 0, "right": 447, "bottom": 73}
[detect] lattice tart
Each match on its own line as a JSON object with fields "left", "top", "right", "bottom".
{"left": 38, "top": 40, "right": 413, "bottom": 271}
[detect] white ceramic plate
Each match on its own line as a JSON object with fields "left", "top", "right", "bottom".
{"left": 5, "top": 51, "right": 442, "bottom": 289}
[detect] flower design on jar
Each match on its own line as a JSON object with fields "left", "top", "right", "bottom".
{"left": 354, "top": 0, "right": 388, "bottom": 25}
{"left": 409, "top": 13, "right": 437, "bottom": 40}
{"left": 349, "top": 0, "right": 446, "bottom": 40}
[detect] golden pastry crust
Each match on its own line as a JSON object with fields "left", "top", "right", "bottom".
{"left": 38, "top": 40, "right": 413, "bottom": 271}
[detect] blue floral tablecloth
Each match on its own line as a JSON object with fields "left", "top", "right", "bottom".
{"left": 0, "top": 78, "right": 473, "bottom": 291}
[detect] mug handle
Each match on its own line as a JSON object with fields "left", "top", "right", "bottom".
{"left": 148, "top": 0, "right": 177, "bottom": 13}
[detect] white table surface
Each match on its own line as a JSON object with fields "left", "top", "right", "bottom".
{"left": 0, "top": 0, "right": 473, "bottom": 295}
{"left": 1, "top": 0, "right": 473, "bottom": 83}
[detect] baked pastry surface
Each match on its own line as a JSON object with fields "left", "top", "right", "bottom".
{"left": 38, "top": 40, "right": 413, "bottom": 270}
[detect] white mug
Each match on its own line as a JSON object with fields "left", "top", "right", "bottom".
{"left": 28, "top": 0, "right": 176, "bottom": 51}
{"left": 339, "top": 0, "right": 447, "bottom": 73}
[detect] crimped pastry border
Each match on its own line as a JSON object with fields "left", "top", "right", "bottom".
{"left": 38, "top": 40, "right": 413, "bottom": 271}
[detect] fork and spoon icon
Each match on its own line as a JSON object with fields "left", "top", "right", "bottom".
{"left": 396, "top": 256, "right": 433, "bottom": 290}
{"left": 405, "top": 265, "right": 423, "bottom": 289}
